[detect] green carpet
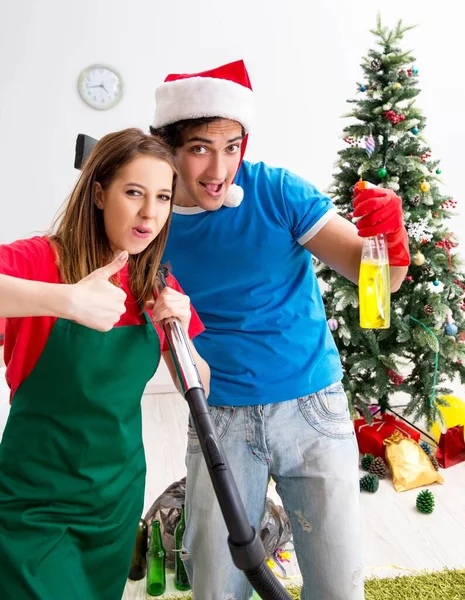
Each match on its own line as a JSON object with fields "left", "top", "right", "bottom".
{"left": 162, "top": 569, "right": 465, "bottom": 599}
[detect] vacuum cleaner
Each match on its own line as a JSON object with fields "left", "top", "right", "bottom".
{"left": 75, "top": 134, "right": 292, "bottom": 600}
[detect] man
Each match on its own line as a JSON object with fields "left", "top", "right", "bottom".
{"left": 150, "top": 60, "right": 410, "bottom": 600}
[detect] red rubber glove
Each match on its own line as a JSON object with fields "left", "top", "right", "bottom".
{"left": 353, "top": 186, "right": 410, "bottom": 267}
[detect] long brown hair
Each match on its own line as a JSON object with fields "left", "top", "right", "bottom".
{"left": 51, "top": 128, "right": 176, "bottom": 304}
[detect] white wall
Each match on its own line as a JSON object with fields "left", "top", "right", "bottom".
{"left": 0, "top": 0, "right": 463, "bottom": 244}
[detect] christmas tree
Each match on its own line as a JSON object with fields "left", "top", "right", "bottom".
{"left": 319, "top": 16, "right": 465, "bottom": 427}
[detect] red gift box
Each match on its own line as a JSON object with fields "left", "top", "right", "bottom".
{"left": 354, "top": 413, "right": 421, "bottom": 458}
{"left": 436, "top": 425, "right": 465, "bottom": 468}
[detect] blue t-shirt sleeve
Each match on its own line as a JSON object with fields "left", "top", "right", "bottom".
{"left": 282, "top": 170, "right": 336, "bottom": 243}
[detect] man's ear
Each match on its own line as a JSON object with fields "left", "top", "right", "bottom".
{"left": 94, "top": 182, "right": 104, "bottom": 209}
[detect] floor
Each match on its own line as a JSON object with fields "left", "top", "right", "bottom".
{"left": 121, "top": 391, "right": 465, "bottom": 599}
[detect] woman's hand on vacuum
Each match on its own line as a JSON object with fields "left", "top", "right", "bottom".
{"left": 65, "top": 251, "right": 128, "bottom": 331}
{"left": 148, "top": 287, "right": 192, "bottom": 332}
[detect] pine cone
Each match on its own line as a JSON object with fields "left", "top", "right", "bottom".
{"left": 416, "top": 489, "right": 435, "bottom": 514}
{"left": 360, "top": 474, "right": 379, "bottom": 493}
{"left": 424, "top": 304, "right": 435, "bottom": 315}
{"left": 429, "top": 455, "right": 440, "bottom": 471}
{"left": 371, "top": 59, "right": 382, "bottom": 71}
{"left": 369, "top": 457, "right": 387, "bottom": 479}
{"left": 361, "top": 453, "right": 375, "bottom": 471}
{"left": 421, "top": 265, "right": 432, "bottom": 276}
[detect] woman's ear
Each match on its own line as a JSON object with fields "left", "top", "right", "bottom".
{"left": 94, "top": 182, "right": 104, "bottom": 209}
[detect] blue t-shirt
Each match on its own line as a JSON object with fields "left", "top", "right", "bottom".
{"left": 163, "top": 160, "right": 343, "bottom": 406}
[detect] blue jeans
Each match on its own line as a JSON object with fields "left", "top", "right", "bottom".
{"left": 182, "top": 382, "right": 365, "bottom": 600}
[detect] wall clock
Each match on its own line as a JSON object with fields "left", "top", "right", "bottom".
{"left": 78, "top": 64, "right": 124, "bottom": 110}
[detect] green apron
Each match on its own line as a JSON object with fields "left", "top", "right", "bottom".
{"left": 0, "top": 310, "right": 160, "bottom": 599}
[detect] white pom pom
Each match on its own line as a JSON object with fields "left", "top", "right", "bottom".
{"left": 223, "top": 184, "right": 244, "bottom": 207}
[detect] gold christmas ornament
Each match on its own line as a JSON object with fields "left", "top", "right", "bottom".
{"left": 420, "top": 181, "right": 431, "bottom": 193}
{"left": 392, "top": 82, "right": 402, "bottom": 90}
{"left": 384, "top": 431, "right": 443, "bottom": 492}
{"left": 413, "top": 251, "right": 426, "bottom": 266}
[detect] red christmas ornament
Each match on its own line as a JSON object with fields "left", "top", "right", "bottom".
{"left": 441, "top": 198, "right": 457, "bottom": 210}
{"left": 436, "top": 234, "right": 456, "bottom": 272}
{"left": 407, "top": 68, "right": 413, "bottom": 77}
{"left": 383, "top": 110, "right": 405, "bottom": 125}
{"left": 343, "top": 136, "right": 357, "bottom": 147}
{"left": 387, "top": 369, "right": 403, "bottom": 386}
{"left": 420, "top": 151, "right": 431, "bottom": 162}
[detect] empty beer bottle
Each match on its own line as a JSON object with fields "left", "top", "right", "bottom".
{"left": 146, "top": 519, "right": 166, "bottom": 596}
{"left": 174, "top": 505, "right": 190, "bottom": 591}
{"left": 128, "top": 518, "right": 148, "bottom": 581}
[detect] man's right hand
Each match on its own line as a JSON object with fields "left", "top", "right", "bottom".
{"left": 66, "top": 251, "right": 128, "bottom": 331}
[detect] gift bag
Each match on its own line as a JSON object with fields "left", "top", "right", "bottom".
{"left": 384, "top": 431, "right": 443, "bottom": 492}
{"left": 436, "top": 425, "right": 465, "bottom": 468}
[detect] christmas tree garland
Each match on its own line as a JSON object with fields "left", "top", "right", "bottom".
{"left": 409, "top": 316, "right": 438, "bottom": 408}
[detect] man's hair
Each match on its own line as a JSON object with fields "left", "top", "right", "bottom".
{"left": 150, "top": 117, "right": 245, "bottom": 149}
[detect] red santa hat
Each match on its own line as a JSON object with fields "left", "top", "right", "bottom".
{"left": 152, "top": 60, "right": 254, "bottom": 207}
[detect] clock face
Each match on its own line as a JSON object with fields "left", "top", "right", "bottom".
{"left": 78, "top": 65, "right": 123, "bottom": 110}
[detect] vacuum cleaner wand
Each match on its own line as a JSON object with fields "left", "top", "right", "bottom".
{"left": 157, "top": 268, "right": 291, "bottom": 599}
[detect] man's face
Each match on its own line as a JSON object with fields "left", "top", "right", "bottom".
{"left": 174, "top": 119, "right": 244, "bottom": 211}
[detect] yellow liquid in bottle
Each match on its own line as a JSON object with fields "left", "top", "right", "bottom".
{"left": 359, "top": 259, "right": 390, "bottom": 329}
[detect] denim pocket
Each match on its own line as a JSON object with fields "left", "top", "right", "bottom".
{"left": 298, "top": 382, "right": 354, "bottom": 439}
{"left": 187, "top": 406, "right": 236, "bottom": 454}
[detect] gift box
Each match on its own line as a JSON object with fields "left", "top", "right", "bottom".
{"left": 354, "top": 413, "right": 421, "bottom": 459}
{"left": 436, "top": 425, "right": 465, "bottom": 468}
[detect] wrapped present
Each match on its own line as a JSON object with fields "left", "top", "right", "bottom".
{"left": 354, "top": 413, "right": 421, "bottom": 458}
{"left": 436, "top": 425, "right": 465, "bottom": 469}
{"left": 384, "top": 431, "right": 444, "bottom": 492}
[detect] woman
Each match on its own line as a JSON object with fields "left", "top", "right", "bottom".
{"left": 0, "top": 128, "right": 209, "bottom": 599}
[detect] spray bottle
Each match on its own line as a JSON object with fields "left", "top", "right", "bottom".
{"left": 355, "top": 180, "right": 391, "bottom": 329}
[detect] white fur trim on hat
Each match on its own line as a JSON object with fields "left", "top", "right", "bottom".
{"left": 223, "top": 184, "right": 244, "bottom": 208}
{"left": 152, "top": 76, "right": 254, "bottom": 132}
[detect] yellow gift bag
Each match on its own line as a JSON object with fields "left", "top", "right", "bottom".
{"left": 384, "top": 431, "right": 444, "bottom": 492}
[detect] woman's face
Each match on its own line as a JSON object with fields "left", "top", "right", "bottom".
{"left": 95, "top": 154, "right": 173, "bottom": 255}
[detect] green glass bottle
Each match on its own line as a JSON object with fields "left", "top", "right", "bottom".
{"left": 174, "top": 505, "right": 190, "bottom": 591}
{"left": 128, "top": 518, "right": 148, "bottom": 581}
{"left": 146, "top": 519, "right": 166, "bottom": 596}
